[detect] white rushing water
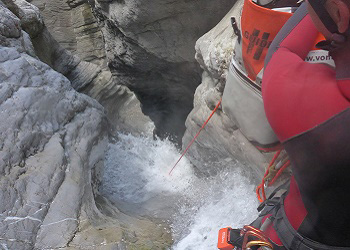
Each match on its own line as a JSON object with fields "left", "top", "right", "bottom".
{"left": 101, "top": 133, "right": 259, "bottom": 249}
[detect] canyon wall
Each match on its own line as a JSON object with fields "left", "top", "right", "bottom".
{"left": 28, "top": 0, "right": 235, "bottom": 143}
{"left": 29, "top": 0, "right": 107, "bottom": 68}
{"left": 0, "top": 1, "right": 170, "bottom": 249}
{"left": 86, "top": 0, "right": 235, "bottom": 143}
{"left": 28, "top": 0, "right": 153, "bottom": 135}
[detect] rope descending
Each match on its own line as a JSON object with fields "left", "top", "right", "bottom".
{"left": 169, "top": 98, "right": 222, "bottom": 175}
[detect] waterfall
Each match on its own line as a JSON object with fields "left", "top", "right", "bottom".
{"left": 101, "top": 133, "right": 259, "bottom": 249}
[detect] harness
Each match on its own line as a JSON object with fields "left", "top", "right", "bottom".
{"left": 219, "top": 180, "right": 350, "bottom": 250}
{"left": 272, "top": 196, "right": 350, "bottom": 250}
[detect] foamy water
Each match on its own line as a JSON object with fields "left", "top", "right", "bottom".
{"left": 101, "top": 133, "right": 259, "bottom": 249}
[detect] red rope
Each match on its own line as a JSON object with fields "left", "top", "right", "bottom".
{"left": 169, "top": 98, "right": 222, "bottom": 175}
{"left": 269, "top": 160, "right": 290, "bottom": 185}
{"left": 256, "top": 150, "right": 281, "bottom": 202}
{"left": 256, "top": 181, "right": 267, "bottom": 202}
{"left": 256, "top": 150, "right": 291, "bottom": 202}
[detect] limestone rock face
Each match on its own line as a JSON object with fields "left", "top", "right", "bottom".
{"left": 0, "top": 3, "right": 106, "bottom": 248}
{"left": 31, "top": 25, "right": 152, "bottom": 134}
{"left": 87, "top": 0, "right": 235, "bottom": 142}
{"left": 29, "top": 0, "right": 106, "bottom": 68}
{"left": 183, "top": 0, "right": 272, "bottom": 177}
{"left": 25, "top": 0, "right": 152, "bottom": 135}
{"left": 0, "top": 2, "right": 170, "bottom": 249}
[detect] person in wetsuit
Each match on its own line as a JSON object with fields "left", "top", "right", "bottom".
{"left": 261, "top": 0, "right": 350, "bottom": 248}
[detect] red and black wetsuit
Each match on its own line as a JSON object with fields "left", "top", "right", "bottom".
{"left": 262, "top": 4, "right": 350, "bottom": 248}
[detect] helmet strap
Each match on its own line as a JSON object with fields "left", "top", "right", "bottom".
{"left": 308, "top": 0, "right": 339, "bottom": 33}
{"left": 309, "top": 0, "right": 350, "bottom": 50}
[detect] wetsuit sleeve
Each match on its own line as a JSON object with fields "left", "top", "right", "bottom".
{"left": 261, "top": 3, "right": 349, "bottom": 143}
{"left": 265, "top": 3, "right": 319, "bottom": 66}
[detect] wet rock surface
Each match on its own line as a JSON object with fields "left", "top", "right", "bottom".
{"left": 0, "top": 1, "right": 170, "bottom": 249}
